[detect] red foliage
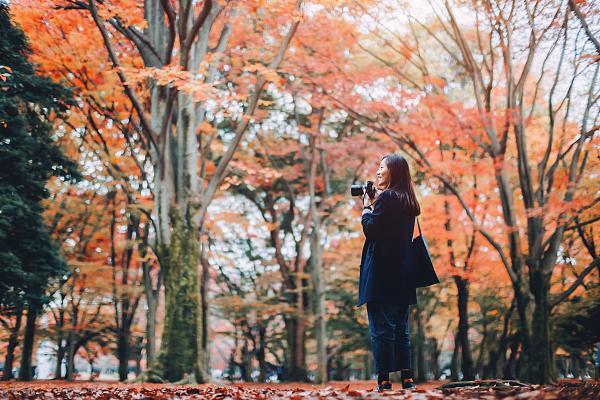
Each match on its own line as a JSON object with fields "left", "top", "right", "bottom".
{"left": 0, "top": 381, "right": 598, "bottom": 399}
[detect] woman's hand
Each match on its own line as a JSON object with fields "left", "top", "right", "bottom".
{"left": 362, "top": 193, "right": 372, "bottom": 208}
{"left": 362, "top": 188, "right": 380, "bottom": 208}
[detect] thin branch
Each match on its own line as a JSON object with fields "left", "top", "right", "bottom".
{"left": 88, "top": 0, "right": 159, "bottom": 152}
{"left": 183, "top": 0, "right": 213, "bottom": 66}
{"left": 568, "top": 0, "right": 600, "bottom": 55}
{"left": 196, "top": 1, "right": 303, "bottom": 226}
{"left": 551, "top": 258, "right": 599, "bottom": 309}
{"left": 160, "top": 0, "right": 176, "bottom": 63}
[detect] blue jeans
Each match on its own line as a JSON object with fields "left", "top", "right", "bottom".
{"left": 367, "top": 302, "right": 411, "bottom": 373}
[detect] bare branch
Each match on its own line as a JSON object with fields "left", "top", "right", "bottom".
{"left": 568, "top": 0, "right": 600, "bottom": 55}
{"left": 196, "top": 1, "right": 303, "bottom": 226}
{"left": 434, "top": 173, "right": 517, "bottom": 285}
{"left": 551, "top": 258, "right": 599, "bottom": 309}
{"left": 160, "top": 0, "right": 176, "bottom": 63}
{"left": 107, "top": 18, "right": 163, "bottom": 66}
{"left": 88, "top": 0, "right": 159, "bottom": 152}
{"left": 564, "top": 215, "right": 600, "bottom": 231}
{"left": 183, "top": 0, "right": 213, "bottom": 66}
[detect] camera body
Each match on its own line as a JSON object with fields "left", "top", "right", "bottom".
{"left": 351, "top": 180, "right": 376, "bottom": 198}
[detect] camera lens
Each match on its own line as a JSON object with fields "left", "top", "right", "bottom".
{"left": 351, "top": 184, "right": 365, "bottom": 197}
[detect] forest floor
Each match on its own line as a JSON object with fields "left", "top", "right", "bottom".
{"left": 0, "top": 379, "right": 598, "bottom": 399}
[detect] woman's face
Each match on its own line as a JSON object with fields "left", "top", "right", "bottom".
{"left": 376, "top": 158, "right": 390, "bottom": 189}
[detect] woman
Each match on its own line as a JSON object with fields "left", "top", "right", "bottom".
{"left": 359, "top": 153, "right": 420, "bottom": 391}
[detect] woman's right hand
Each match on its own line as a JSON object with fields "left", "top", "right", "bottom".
{"left": 363, "top": 188, "right": 381, "bottom": 208}
{"left": 362, "top": 192, "right": 373, "bottom": 208}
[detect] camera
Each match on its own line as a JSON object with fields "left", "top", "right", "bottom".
{"left": 351, "top": 180, "right": 376, "bottom": 198}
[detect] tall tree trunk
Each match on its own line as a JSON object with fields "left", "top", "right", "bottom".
{"left": 153, "top": 211, "right": 203, "bottom": 382}
{"left": 143, "top": 0, "right": 176, "bottom": 379}
{"left": 148, "top": 65, "right": 205, "bottom": 385}
{"left": 54, "top": 339, "right": 65, "bottom": 380}
{"left": 53, "top": 307, "right": 65, "bottom": 380}
{"left": 307, "top": 132, "right": 327, "bottom": 383}
{"left": 310, "top": 229, "right": 327, "bottom": 383}
{"left": 199, "top": 238, "right": 210, "bottom": 373}
{"left": 451, "top": 333, "right": 460, "bottom": 381}
{"left": 140, "top": 213, "right": 159, "bottom": 370}
{"left": 2, "top": 305, "right": 23, "bottom": 380}
{"left": 286, "top": 313, "right": 308, "bottom": 381}
{"left": 66, "top": 332, "right": 76, "bottom": 381}
{"left": 145, "top": 288, "right": 158, "bottom": 367}
{"left": 444, "top": 187, "right": 475, "bottom": 380}
{"left": 476, "top": 323, "right": 487, "bottom": 378}
{"left": 257, "top": 325, "right": 267, "bottom": 382}
{"left": 135, "top": 354, "right": 142, "bottom": 377}
{"left": 571, "top": 355, "right": 581, "bottom": 379}
{"left": 280, "top": 225, "right": 309, "bottom": 383}
{"left": 18, "top": 304, "right": 38, "bottom": 381}
{"left": 3, "top": 328, "right": 19, "bottom": 381}
{"left": 111, "top": 210, "right": 138, "bottom": 383}
{"left": 240, "top": 341, "right": 252, "bottom": 382}
{"left": 142, "top": 259, "right": 160, "bottom": 368}
{"left": 504, "top": 333, "right": 520, "bottom": 379}
{"left": 117, "top": 330, "right": 130, "bottom": 381}
{"left": 430, "top": 338, "right": 440, "bottom": 379}
{"left": 485, "top": 301, "right": 513, "bottom": 378}
{"left": 521, "top": 273, "right": 555, "bottom": 383}
{"left": 414, "top": 305, "right": 427, "bottom": 383}
{"left": 88, "top": 355, "right": 95, "bottom": 381}
{"left": 454, "top": 276, "right": 475, "bottom": 380}
{"left": 294, "top": 278, "right": 307, "bottom": 381}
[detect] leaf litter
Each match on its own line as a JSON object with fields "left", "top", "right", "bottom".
{"left": 0, "top": 381, "right": 597, "bottom": 400}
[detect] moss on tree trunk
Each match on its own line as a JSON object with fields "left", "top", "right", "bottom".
{"left": 153, "top": 212, "right": 203, "bottom": 382}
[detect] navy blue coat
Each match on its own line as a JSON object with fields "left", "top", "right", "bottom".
{"left": 358, "top": 189, "right": 418, "bottom": 307}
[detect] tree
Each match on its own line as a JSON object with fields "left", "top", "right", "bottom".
{"left": 327, "top": 0, "right": 598, "bottom": 383}
{"left": 0, "top": 2, "right": 79, "bottom": 380}
{"left": 422, "top": 3, "right": 595, "bottom": 382}
{"left": 211, "top": 227, "right": 287, "bottom": 382}
{"left": 44, "top": 189, "right": 112, "bottom": 380}
{"left": 12, "top": 0, "right": 304, "bottom": 382}
{"left": 43, "top": 180, "right": 152, "bottom": 381}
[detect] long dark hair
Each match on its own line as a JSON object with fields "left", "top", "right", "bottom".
{"left": 382, "top": 154, "right": 421, "bottom": 216}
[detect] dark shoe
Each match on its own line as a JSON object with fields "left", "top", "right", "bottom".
{"left": 375, "top": 381, "right": 392, "bottom": 391}
{"left": 402, "top": 378, "right": 416, "bottom": 390}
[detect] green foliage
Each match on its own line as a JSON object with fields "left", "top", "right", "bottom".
{"left": 552, "top": 285, "right": 600, "bottom": 357}
{"left": 0, "top": 2, "right": 77, "bottom": 310}
{"left": 326, "top": 277, "right": 370, "bottom": 355}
